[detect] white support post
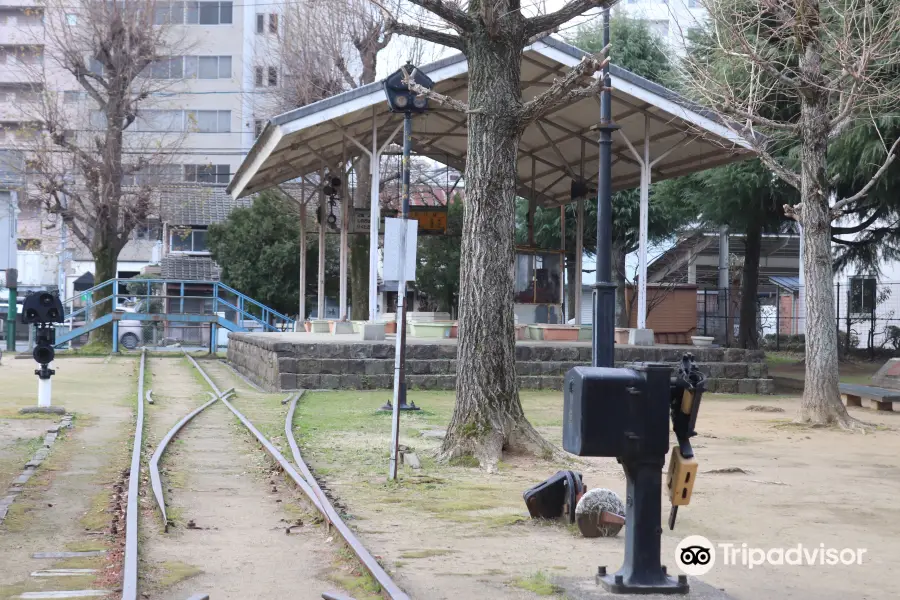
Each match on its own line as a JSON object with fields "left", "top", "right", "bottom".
{"left": 339, "top": 142, "right": 348, "bottom": 321}
{"left": 318, "top": 167, "right": 326, "bottom": 322}
{"left": 368, "top": 117, "right": 380, "bottom": 322}
{"left": 38, "top": 377, "right": 51, "bottom": 407}
{"left": 560, "top": 205, "right": 566, "bottom": 316}
{"left": 298, "top": 187, "right": 307, "bottom": 327}
{"left": 637, "top": 115, "right": 650, "bottom": 330}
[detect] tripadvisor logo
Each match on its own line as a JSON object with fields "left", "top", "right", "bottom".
{"left": 675, "top": 536, "right": 867, "bottom": 574}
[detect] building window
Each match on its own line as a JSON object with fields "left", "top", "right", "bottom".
{"left": 850, "top": 277, "right": 877, "bottom": 315}
{"left": 123, "top": 164, "right": 181, "bottom": 186}
{"left": 184, "top": 164, "right": 229, "bottom": 184}
{"left": 170, "top": 228, "right": 208, "bottom": 253}
{"left": 256, "top": 13, "right": 264, "bottom": 33}
{"left": 269, "top": 13, "right": 278, "bottom": 34}
{"left": 89, "top": 57, "right": 104, "bottom": 75}
{"left": 267, "top": 66, "right": 278, "bottom": 87}
{"left": 254, "top": 119, "right": 265, "bottom": 138}
{"left": 154, "top": 1, "right": 185, "bottom": 24}
{"left": 63, "top": 90, "right": 84, "bottom": 103}
{"left": 186, "top": 110, "right": 230, "bottom": 133}
{"left": 133, "top": 219, "right": 162, "bottom": 240}
{"left": 136, "top": 109, "right": 184, "bottom": 132}
{"left": 185, "top": 1, "right": 232, "bottom": 25}
{"left": 65, "top": 13, "right": 77, "bottom": 25}
{"left": 254, "top": 66, "right": 264, "bottom": 87}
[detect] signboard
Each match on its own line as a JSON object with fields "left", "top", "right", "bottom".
{"left": 383, "top": 218, "right": 418, "bottom": 282}
{"left": 350, "top": 208, "right": 398, "bottom": 235}
{"left": 409, "top": 207, "right": 448, "bottom": 234}
{"left": 0, "top": 191, "right": 16, "bottom": 272}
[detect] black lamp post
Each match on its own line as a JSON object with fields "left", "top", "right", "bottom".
{"left": 380, "top": 63, "right": 433, "bottom": 414}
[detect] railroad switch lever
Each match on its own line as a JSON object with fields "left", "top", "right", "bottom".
{"left": 667, "top": 353, "right": 707, "bottom": 531}
{"left": 562, "top": 357, "right": 705, "bottom": 594}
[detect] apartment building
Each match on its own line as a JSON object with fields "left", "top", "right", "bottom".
{"left": 0, "top": 0, "right": 287, "bottom": 298}
{"left": 615, "top": 0, "right": 707, "bottom": 53}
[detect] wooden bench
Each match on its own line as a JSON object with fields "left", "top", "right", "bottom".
{"left": 839, "top": 383, "right": 900, "bottom": 412}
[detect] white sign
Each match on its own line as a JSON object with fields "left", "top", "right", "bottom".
{"left": 0, "top": 191, "right": 17, "bottom": 272}
{"left": 351, "top": 208, "right": 396, "bottom": 234}
{"left": 383, "top": 218, "right": 417, "bottom": 282}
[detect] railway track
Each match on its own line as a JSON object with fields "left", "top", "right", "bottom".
{"left": 119, "top": 352, "right": 410, "bottom": 600}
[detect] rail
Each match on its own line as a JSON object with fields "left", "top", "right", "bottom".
{"left": 122, "top": 348, "right": 146, "bottom": 600}
{"left": 183, "top": 354, "right": 410, "bottom": 600}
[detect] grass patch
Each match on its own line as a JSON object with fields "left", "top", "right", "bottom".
{"left": 511, "top": 571, "right": 562, "bottom": 596}
{"left": 329, "top": 545, "right": 383, "bottom": 600}
{"left": 64, "top": 540, "right": 108, "bottom": 552}
{"left": 0, "top": 409, "right": 59, "bottom": 420}
{"left": 80, "top": 489, "right": 112, "bottom": 532}
{"left": 448, "top": 454, "right": 479, "bottom": 468}
{"left": 398, "top": 548, "right": 457, "bottom": 559}
{"left": 64, "top": 340, "right": 113, "bottom": 356}
{"left": 157, "top": 561, "right": 202, "bottom": 587}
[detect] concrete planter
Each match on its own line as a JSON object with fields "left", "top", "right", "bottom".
{"left": 309, "top": 320, "right": 330, "bottom": 334}
{"left": 527, "top": 325, "right": 544, "bottom": 340}
{"left": 410, "top": 321, "right": 453, "bottom": 339}
{"left": 614, "top": 328, "right": 630, "bottom": 344}
{"left": 450, "top": 323, "right": 458, "bottom": 338}
{"left": 408, "top": 311, "right": 451, "bottom": 322}
{"left": 329, "top": 321, "right": 354, "bottom": 334}
{"left": 691, "top": 335, "right": 715, "bottom": 347}
{"left": 516, "top": 324, "right": 529, "bottom": 340}
{"left": 351, "top": 320, "right": 366, "bottom": 333}
{"left": 303, "top": 321, "right": 312, "bottom": 333}
{"left": 538, "top": 324, "right": 580, "bottom": 342}
{"left": 384, "top": 321, "right": 397, "bottom": 334}
{"left": 578, "top": 325, "right": 592, "bottom": 340}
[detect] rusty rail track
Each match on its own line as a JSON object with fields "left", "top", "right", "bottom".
{"left": 122, "top": 348, "right": 146, "bottom": 600}
{"left": 184, "top": 353, "right": 410, "bottom": 600}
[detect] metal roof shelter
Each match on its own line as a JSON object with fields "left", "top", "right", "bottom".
{"left": 228, "top": 36, "right": 752, "bottom": 327}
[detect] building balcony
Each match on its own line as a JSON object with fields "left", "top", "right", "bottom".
{"left": 0, "top": 22, "right": 44, "bottom": 45}
{"left": 0, "top": 63, "right": 43, "bottom": 85}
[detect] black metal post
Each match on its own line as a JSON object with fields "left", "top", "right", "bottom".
{"left": 836, "top": 281, "right": 840, "bottom": 346}
{"left": 845, "top": 287, "right": 851, "bottom": 354}
{"left": 592, "top": 9, "right": 617, "bottom": 369}
{"left": 597, "top": 363, "right": 688, "bottom": 594}
{"left": 703, "top": 289, "right": 708, "bottom": 336}
{"left": 382, "top": 112, "right": 418, "bottom": 412}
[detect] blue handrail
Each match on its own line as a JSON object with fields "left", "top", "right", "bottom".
{"left": 62, "top": 278, "right": 294, "bottom": 334}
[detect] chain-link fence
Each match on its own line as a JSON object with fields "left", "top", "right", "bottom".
{"left": 695, "top": 280, "right": 900, "bottom": 354}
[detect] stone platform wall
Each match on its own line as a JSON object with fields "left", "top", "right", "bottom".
{"left": 228, "top": 333, "right": 773, "bottom": 394}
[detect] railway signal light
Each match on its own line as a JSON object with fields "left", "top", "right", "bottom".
{"left": 21, "top": 291, "right": 65, "bottom": 409}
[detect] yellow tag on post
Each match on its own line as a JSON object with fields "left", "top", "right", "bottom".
{"left": 666, "top": 447, "right": 698, "bottom": 507}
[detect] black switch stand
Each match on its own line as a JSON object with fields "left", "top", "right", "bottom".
{"left": 597, "top": 456, "right": 688, "bottom": 594}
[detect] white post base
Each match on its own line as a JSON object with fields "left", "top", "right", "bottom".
{"left": 38, "top": 377, "right": 52, "bottom": 407}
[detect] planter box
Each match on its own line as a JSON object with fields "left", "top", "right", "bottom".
{"left": 614, "top": 328, "right": 630, "bottom": 344}
{"left": 450, "top": 323, "right": 458, "bottom": 338}
{"left": 303, "top": 321, "right": 312, "bottom": 333}
{"left": 410, "top": 321, "right": 453, "bottom": 339}
{"left": 408, "top": 311, "right": 451, "bottom": 322}
{"left": 527, "top": 325, "right": 544, "bottom": 340}
{"left": 691, "top": 335, "right": 715, "bottom": 347}
{"left": 351, "top": 320, "right": 366, "bottom": 333}
{"left": 578, "top": 325, "right": 592, "bottom": 341}
{"left": 309, "top": 320, "right": 330, "bottom": 334}
{"left": 539, "top": 324, "right": 580, "bottom": 342}
{"left": 330, "top": 321, "right": 354, "bottom": 334}
{"left": 384, "top": 321, "right": 397, "bottom": 335}
{"left": 516, "top": 324, "right": 529, "bottom": 340}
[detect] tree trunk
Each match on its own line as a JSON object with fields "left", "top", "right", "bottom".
{"left": 737, "top": 219, "right": 761, "bottom": 349}
{"left": 89, "top": 244, "right": 120, "bottom": 346}
{"left": 612, "top": 243, "right": 628, "bottom": 328}
{"left": 440, "top": 35, "right": 554, "bottom": 468}
{"left": 350, "top": 155, "right": 370, "bottom": 320}
{"left": 797, "top": 37, "right": 856, "bottom": 428}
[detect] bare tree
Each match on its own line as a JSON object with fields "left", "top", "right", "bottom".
{"left": 683, "top": 0, "right": 900, "bottom": 428}
{"left": 15, "top": 0, "right": 188, "bottom": 344}
{"left": 383, "top": 0, "right": 615, "bottom": 467}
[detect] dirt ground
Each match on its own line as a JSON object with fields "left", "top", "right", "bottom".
{"left": 139, "top": 356, "right": 347, "bottom": 599}
{"left": 3, "top": 353, "right": 899, "bottom": 600}
{"left": 274, "top": 389, "right": 900, "bottom": 600}
{"left": 0, "top": 355, "right": 136, "bottom": 599}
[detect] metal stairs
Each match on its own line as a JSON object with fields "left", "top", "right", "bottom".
{"left": 57, "top": 278, "right": 294, "bottom": 352}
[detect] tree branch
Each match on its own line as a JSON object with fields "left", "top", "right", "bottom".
{"left": 525, "top": 0, "right": 616, "bottom": 38}
{"left": 402, "top": 69, "right": 474, "bottom": 113}
{"left": 520, "top": 50, "right": 609, "bottom": 126}
{"left": 832, "top": 207, "right": 885, "bottom": 235}
{"left": 831, "top": 137, "right": 900, "bottom": 215}
{"left": 388, "top": 20, "right": 464, "bottom": 51}
{"left": 405, "top": 0, "right": 473, "bottom": 32}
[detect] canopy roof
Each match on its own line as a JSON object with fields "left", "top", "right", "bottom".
{"left": 229, "top": 37, "right": 751, "bottom": 205}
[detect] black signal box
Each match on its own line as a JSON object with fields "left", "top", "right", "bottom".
{"left": 562, "top": 363, "right": 672, "bottom": 458}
